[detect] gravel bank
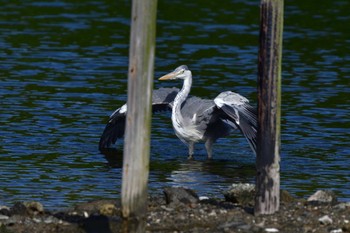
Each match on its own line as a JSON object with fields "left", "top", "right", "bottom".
{"left": 1, "top": 186, "right": 349, "bottom": 233}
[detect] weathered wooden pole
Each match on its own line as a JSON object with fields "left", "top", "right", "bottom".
{"left": 255, "top": 0, "right": 283, "bottom": 215}
{"left": 121, "top": 0, "right": 158, "bottom": 219}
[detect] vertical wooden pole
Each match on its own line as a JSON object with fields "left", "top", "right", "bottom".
{"left": 255, "top": 0, "right": 283, "bottom": 215}
{"left": 121, "top": 0, "right": 158, "bottom": 219}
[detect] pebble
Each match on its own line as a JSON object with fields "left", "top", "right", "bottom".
{"left": 218, "top": 221, "right": 247, "bottom": 229}
{"left": 0, "top": 214, "right": 9, "bottom": 220}
{"left": 0, "top": 206, "right": 10, "bottom": 210}
{"left": 160, "top": 205, "right": 173, "bottom": 212}
{"left": 330, "top": 229, "right": 342, "bottom": 233}
{"left": 265, "top": 228, "right": 279, "bottom": 232}
{"left": 219, "top": 209, "right": 227, "bottom": 214}
{"left": 318, "top": 215, "right": 333, "bottom": 225}
{"left": 24, "top": 201, "right": 44, "bottom": 213}
{"left": 70, "top": 211, "right": 78, "bottom": 215}
{"left": 32, "top": 217, "right": 41, "bottom": 223}
{"left": 99, "top": 203, "right": 117, "bottom": 216}
{"left": 208, "top": 210, "right": 216, "bottom": 217}
{"left": 44, "top": 217, "right": 53, "bottom": 224}
{"left": 335, "top": 202, "right": 350, "bottom": 210}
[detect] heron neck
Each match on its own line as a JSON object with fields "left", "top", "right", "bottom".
{"left": 173, "top": 76, "right": 192, "bottom": 121}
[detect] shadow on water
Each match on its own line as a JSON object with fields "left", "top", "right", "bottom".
{"left": 100, "top": 148, "right": 124, "bottom": 168}
{"left": 100, "top": 148, "right": 255, "bottom": 181}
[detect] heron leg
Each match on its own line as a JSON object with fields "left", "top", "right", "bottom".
{"left": 188, "top": 142, "right": 195, "bottom": 160}
{"left": 205, "top": 139, "right": 214, "bottom": 159}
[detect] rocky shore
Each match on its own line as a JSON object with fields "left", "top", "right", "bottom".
{"left": 0, "top": 185, "right": 349, "bottom": 233}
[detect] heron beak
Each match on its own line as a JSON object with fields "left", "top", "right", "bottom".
{"left": 159, "top": 72, "right": 176, "bottom": 80}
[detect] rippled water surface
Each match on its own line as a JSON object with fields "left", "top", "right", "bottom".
{"left": 1, "top": 0, "right": 349, "bottom": 208}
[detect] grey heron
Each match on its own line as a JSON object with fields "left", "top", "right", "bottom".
{"left": 99, "top": 65, "right": 257, "bottom": 159}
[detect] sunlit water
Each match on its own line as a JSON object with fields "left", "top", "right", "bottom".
{"left": 0, "top": 0, "right": 349, "bottom": 209}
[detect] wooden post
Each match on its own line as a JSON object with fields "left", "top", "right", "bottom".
{"left": 255, "top": 0, "right": 283, "bottom": 215}
{"left": 121, "top": 0, "right": 158, "bottom": 219}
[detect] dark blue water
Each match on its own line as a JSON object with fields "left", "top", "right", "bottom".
{"left": 0, "top": 0, "right": 349, "bottom": 209}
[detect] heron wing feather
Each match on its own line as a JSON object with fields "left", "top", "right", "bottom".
{"left": 214, "top": 91, "right": 257, "bottom": 155}
{"left": 99, "top": 87, "right": 179, "bottom": 149}
{"left": 180, "top": 97, "right": 216, "bottom": 133}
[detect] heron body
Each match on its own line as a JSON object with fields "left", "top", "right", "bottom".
{"left": 99, "top": 65, "right": 257, "bottom": 159}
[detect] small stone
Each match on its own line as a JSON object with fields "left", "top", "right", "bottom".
{"left": 307, "top": 190, "right": 337, "bottom": 204}
{"left": 0, "top": 207, "right": 10, "bottom": 216}
{"left": 73, "top": 199, "right": 118, "bottom": 214}
{"left": 70, "top": 211, "right": 78, "bottom": 215}
{"left": 160, "top": 205, "right": 174, "bottom": 211}
{"left": 0, "top": 206, "right": 10, "bottom": 211}
{"left": 219, "top": 209, "right": 227, "bottom": 214}
{"left": 318, "top": 215, "right": 333, "bottom": 225}
{"left": 219, "top": 221, "right": 246, "bottom": 229}
{"left": 11, "top": 202, "right": 28, "bottom": 215}
{"left": 335, "top": 202, "right": 350, "bottom": 210}
{"left": 265, "top": 228, "right": 279, "bottom": 232}
{"left": 330, "top": 229, "right": 342, "bottom": 233}
{"left": 99, "top": 204, "right": 117, "bottom": 216}
{"left": 255, "top": 220, "right": 265, "bottom": 227}
{"left": 44, "top": 217, "right": 54, "bottom": 224}
{"left": 342, "top": 221, "right": 350, "bottom": 232}
{"left": 32, "top": 217, "right": 41, "bottom": 223}
{"left": 83, "top": 211, "right": 89, "bottom": 218}
{"left": 0, "top": 214, "right": 9, "bottom": 220}
{"left": 24, "top": 201, "right": 44, "bottom": 214}
{"left": 10, "top": 201, "right": 44, "bottom": 216}
{"left": 208, "top": 210, "right": 216, "bottom": 217}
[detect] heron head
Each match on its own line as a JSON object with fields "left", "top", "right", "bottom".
{"left": 159, "top": 65, "right": 191, "bottom": 80}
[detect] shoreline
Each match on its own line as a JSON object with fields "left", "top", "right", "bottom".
{"left": 1, "top": 185, "right": 349, "bottom": 233}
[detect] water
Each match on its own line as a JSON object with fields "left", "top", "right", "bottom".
{"left": 1, "top": 0, "right": 349, "bottom": 209}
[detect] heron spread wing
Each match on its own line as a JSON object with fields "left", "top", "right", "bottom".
{"left": 214, "top": 91, "right": 257, "bottom": 155}
{"left": 100, "top": 65, "right": 257, "bottom": 159}
{"left": 99, "top": 87, "right": 179, "bottom": 150}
